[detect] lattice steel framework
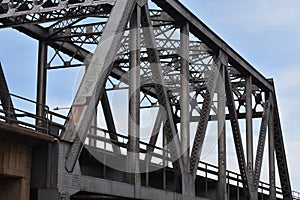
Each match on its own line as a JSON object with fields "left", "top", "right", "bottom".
{"left": 0, "top": 0, "right": 293, "bottom": 199}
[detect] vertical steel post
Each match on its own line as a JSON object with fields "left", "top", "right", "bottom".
{"left": 180, "top": 21, "right": 190, "bottom": 172}
{"left": 246, "top": 75, "right": 256, "bottom": 199}
{"left": 88, "top": 111, "right": 97, "bottom": 146}
{"left": 141, "top": 4, "right": 184, "bottom": 177}
{"left": 36, "top": 40, "right": 47, "bottom": 127}
{"left": 246, "top": 76, "right": 254, "bottom": 170}
{"left": 36, "top": 40, "right": 53, "bottom": 191}
{"left": 268, "top": 100, "right": 276, "bottom": 199}
{"left": 163, "top": 125, "right": 167, "bottom": 191}
{"left": 217, "top": 52, "right": 227, "bottom": 200}
{"left": 180, "top": 21, "right": 193, "bottom": 196}
{"left": 128, "top": 5, "right": 141, "bottom": 188}
{"left": 89, "top": 61, "right": 97, "bottom": 147}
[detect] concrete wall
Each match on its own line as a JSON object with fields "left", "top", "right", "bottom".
{"left": 0, "top": 122, "right": 53, "bottom": 200}
{"left": 0, "top": 139, "right": 32, "bottom": 200}
{"left": 0, "top": 177, "right": 21, "bottom": 200}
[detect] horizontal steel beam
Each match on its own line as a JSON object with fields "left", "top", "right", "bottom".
{"left": 183, "top": 111, "right": 264, "bottom": 124}
{"left": 0, "top": 0, "right": 115, "bottom": 19}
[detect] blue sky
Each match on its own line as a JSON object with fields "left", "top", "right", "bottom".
{"left": 0, "top": 0, "right": 300, "bottom": 192}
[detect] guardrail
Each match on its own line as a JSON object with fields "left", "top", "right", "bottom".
{"left": 0, "top": 91, "right": 298, "bottom": 199}
{"left": 0, "top": 91, "right": 50, "bottom": 132}
{"left": 86, "top": 127, "right": 299, "bottom": 199}
{"left": 197, "top": 161, "right": 283, "bottom": 199}
{"left": 0, "top": 91, "right": 67, "bottom": 136}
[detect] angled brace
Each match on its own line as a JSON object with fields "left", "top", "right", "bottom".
{"left": 190, "top": 55, "right": 220, "bottom": 179}
{"left": 253, "top": 100, "right": 270, "bottom": 189}
{"left": 141, "top": 4, "right": 184, "bottom": 176}
{"left": 101, "top": 91, "right": 121, "bottom": 154}
{"left": 0, "top": 63, "right": 17, "bottom": 123}
{"left": 62, "top": 0, "right": 137, "bottom": 172}
{"left": 224, "top": 66, "right": 253, "bottom": 198}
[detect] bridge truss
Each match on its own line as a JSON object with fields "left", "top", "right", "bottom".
{"left": 0, "top": 0, "right": 294, "bottom": 199}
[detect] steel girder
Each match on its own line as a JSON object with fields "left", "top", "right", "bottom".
{"left": 100, "top": 91, "right": 121, "bottom": 154}
{"left": 61, "top": 0, "right": 137, "bottom": 171}
{"left": 270, "top": 81, "right": 293, "bottom": 199}
{"left": 140, "top": 3, "right": 184, "bottom": 178}
{"left": 0, "top": 0, "right": 115, "bottom": 28}
{"left": 224, "top": 65, "right": 252, "bottom": 198}
{"left": 254, "top": 100, "right": 270, "bottom": 189}
{"left": 0, "top": 0, "right": 293, "bottom": 199}
{"left": 189, "top": 53, "right": 219, "bottom": 178}
{"left": 0, "top": 63, "right": 17, "bottom": 122}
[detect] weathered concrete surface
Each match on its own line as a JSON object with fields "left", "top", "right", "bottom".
{"left": 0, "top": 121, "right": 54, "bottom": 200}
{"left": 0, "top": 121, "right": 54, "bottom": 144}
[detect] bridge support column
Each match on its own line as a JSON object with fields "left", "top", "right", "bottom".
{"left": 55, "top": 141, "right": 80, "bottom": 200}
{"left": 36, "top": 40, "right": 47, "bottom": 127}
{"left": 246, "top": 76, "right": 253, "bottom": 170}
{"left": 127, "top": 4, "right": 141, "bottom": 196}
{"left": 268, "top": 100, "right": 276, "bottom": 199}
{"left": 246, "top": 75, "right": 257, "bottom": 199}
{"left": 0, "top": 139, "right": 32, "bottom": 200}
{"left": 180, "top": 21, "right": 195, "bottom": 196}
{"left": 217, "top": 51, "right": 227, "bottom": 200}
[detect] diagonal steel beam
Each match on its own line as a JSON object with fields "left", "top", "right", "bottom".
{"left": 145, "top": 108, "right": 163, "bottom": 161}
{"left": 269, "top": 80, "right": 293, "bottom": 199}
{"left": 190, "top": 56, "right": 219, "bottom": 179}
{"left": 145, "top": 108, "right": 163, "bottom": 187}
{"left": 0, "top": 63, "right": 17, "bottom": 122}
{"left": 61, "top": 0, "right": 137, "bottom": 172}
{"left": 100, "top": 91, "right": 121, "bottom": 154}
{"left": 224, "top": 66, "right": 252, "bottom": 198}
{"left": 141, "top": 4, "right": 183, "bottom": 176}
{"left": 10, "top": 21, "right": 161, "bottom": 103}
{"left": 2, "top": 21, "right": 162, "bottom": 102}
{"left": 0, "top": 19, "right": 90, "bottom": 64}
{"left": 273, "top": 115, "right": 293, "bottom": 199}
{"left": 253, "top": 99, "right": 270, "bottom": 189}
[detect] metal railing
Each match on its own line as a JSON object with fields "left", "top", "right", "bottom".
{"left": 0, "top": 91, "right": 66, "bottom": 136}
{"left": 1, "top": 91, "right": 297, "bottom": 199}
{"left": 0, "top": 91, "right": 49, "bottom": 132}
{"left": 197, "top": 161, "right": 284, "bottom": 199}
{"left": 85, "top": 126, "right": 300, "bottom": 199}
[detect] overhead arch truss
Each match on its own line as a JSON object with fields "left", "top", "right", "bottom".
{"left": 0, "top": 0, "right": 293, "bottom": 199}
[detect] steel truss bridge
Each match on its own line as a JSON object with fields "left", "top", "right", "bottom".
{"left": 0, "top": 0, "right": 298, "bottom": 199}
